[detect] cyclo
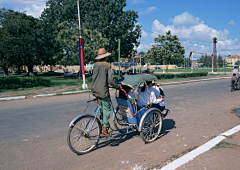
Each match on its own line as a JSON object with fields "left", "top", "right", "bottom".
{"left": 67, "top": 74, "right": 170, "bottom": 155}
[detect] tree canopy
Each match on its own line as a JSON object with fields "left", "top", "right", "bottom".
{"left": 41, "top": 0, "right": 141, "bottom": 65}
{"left": 145, "top": 30, "right": 185, "bottom": 66}
{"left": 0, "top": 8, "right": 43, "bottom": 75}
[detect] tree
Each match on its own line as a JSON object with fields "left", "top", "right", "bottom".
{"left": 146, "top": 30, "right": 185, "bottom": 72}
{"left": 0, "top": 8, "right": 43, "bottom": 75}
{"left": 40, "top": 0, "right": 141, "bottom": 64}
{"left": 55, "top": 21, "right": 108, "bottom": 66}
{"left": 138, "top": 51, "right": 145, "bottom": 65}
{"left": 198, "top": 54, "right": 210, "bottom": 67}
{"left": 217, "top": 55, "right": 223, "bottom": 68}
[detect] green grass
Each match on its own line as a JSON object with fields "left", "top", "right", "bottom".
{"left": 214, "top": 141, "right": 240, "bottom": 149}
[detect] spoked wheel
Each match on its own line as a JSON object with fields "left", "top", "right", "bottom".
{"left": 237, "top": 83, "right": 240, "bottom": 90}
{"left": 140, "top": 110, "right": 162, "bottom": 143}
{"left": 67, "top": 115, "right": 101, "bottom": 155}
{"left": 113, "top": 107, "right": 129, "bottom": 131}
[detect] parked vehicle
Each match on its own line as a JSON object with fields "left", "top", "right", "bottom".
{"left": 43, "top": 71, "right": 56, "bottom": 75}
{"left": 77, "top": 70, "right": 92, "bottom": 77}
{"left": 113, "top": 69, "right": 125, "bottom": 76}
{"left": 14, "top": 70, "right": 27, "bottom": 74}
{"left": 142, "top": 69, "right": 154, "bottom": 74}
{"left": 64, "top": 71, "right": 73, "bottom": 77}
{"left": 127, "top": 69, "right": 137, "bottom": 74}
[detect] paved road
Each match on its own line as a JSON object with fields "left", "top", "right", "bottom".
{"left": 0, "top": 79, "right": 239, "bottom": 170}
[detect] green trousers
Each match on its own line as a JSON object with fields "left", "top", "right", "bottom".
{"left": 100, "top": 96, "right": 111, "bottom": 127}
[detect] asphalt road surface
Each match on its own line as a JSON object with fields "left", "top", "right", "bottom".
{"left": 0, "top": 79, "right": 239, "bottom": 170}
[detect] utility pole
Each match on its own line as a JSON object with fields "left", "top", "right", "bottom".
{"left": 213, "top": 37, "right": 217, "bottom": 72}
{"left": 118, "top": 39, "right": 120, "bottom": 78}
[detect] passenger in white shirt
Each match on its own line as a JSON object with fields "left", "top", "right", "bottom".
{"left": 137, "top": 81, "right": 164, "bottom": 110}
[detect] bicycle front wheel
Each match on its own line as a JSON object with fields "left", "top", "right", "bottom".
{"left": 67, "top": 115, "right": 101, "bottom": 155}
{"left": 140, "top": 110, "right": 162, "bottom": 143}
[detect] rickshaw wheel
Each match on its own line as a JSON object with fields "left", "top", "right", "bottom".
{"left": 67, "top": 115, "right": 101, "bottom": 155}
{"left": 113, "top": 107, "right": 129, "bottom": 131}
{"left": 140, "top": 110, "right": 162, "bottom": 143}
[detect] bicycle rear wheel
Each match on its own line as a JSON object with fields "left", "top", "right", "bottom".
{"left": 140, "top": 110, "right": 162, "bottom": 143}
{"left": 67, "top": 115, "right": 101, "bottom": 155}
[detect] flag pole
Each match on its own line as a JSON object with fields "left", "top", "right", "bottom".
{"left": 77, "top": 0, "right": 87, "bottom": 89}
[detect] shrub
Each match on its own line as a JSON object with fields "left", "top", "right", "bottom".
{"left": 0, "top": 77, "right": 51, "bottom": 89}
{"left": 154, "top": 72, "right": 208, "bottom": 80}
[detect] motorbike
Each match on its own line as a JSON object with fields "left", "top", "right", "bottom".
{"left": 231, "top": 74, "right": 240, "bottom": 92}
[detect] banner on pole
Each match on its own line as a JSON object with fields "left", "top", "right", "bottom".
{"left": 79, "top": 38, "right": 85, "bottom": 76}
{"left": 208, "top": 54, "right": 213, "bottom": 63}
{"left": 189, "top": 51, "right": 192, "bottom": 61}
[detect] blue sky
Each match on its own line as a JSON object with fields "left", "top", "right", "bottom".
{"left": 1, "top": 0, "right": 240, "bottom": 59}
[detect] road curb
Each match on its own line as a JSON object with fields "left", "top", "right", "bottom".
{"left": 32, "top": 90, "right": 91, "bottom": 98}
{"left": 0, "top": 77, "right": 230, "bottom": 101}
{"left": 160, "top": 124, "right": 240, "bottom": 170}
{"left": 0, "top": 96, "right": 26, "bottom": 101}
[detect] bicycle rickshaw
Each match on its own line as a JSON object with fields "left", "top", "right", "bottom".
{"left": 67, "top": 74, "right": 170, "bottom": 155}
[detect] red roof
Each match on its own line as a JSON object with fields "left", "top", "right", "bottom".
{"left": 227, "top": 55, "right": 240, "bottom": 59}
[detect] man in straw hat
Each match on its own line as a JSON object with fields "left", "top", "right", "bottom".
{"left": 91, "top": 48, "right": 121, "bottom": 137}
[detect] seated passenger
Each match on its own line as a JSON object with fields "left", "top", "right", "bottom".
{"left": 152, "top": 84, "right": 166, "bottom": 111}
{"left": 137, "top": 81, "right": 165, "bottom": 111}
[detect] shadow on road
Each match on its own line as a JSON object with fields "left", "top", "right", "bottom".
{"left": 158, "top": 119, "right": 176, "bottom": 139}
{"left": 95, "top": 131, "right": 140, "bottom": 150}
{"left": 92, "top": 119, "right": 176, "bottom": 153}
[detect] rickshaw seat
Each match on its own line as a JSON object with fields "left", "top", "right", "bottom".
{"left": 116, "top": 97, "right": 146, "bottom": 125}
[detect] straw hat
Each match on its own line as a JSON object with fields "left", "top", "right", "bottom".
{"left": 95, "top": 48, "right": 111, "bottom": 60}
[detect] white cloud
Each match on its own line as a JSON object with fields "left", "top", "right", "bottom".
{"left": 151, "top": 12, "right": 229, "bottom": 42}
{"left": 171, "top": 11, "right": 202, "bottom": 27}
{"left": 23, "top": 4, "right": 46, "bottom": 18}
{"left": 140, "top": 29, "right": 148, "bottom": 41}
{"left": 135, "top": 43, "right": 152, "bottom": 52}
{"left": 0, "top": 0, "right": 46, "bottom": 18}
{"left": 228, "top": 20, "right": 236, "bottom": 26}
{"left": 144, "top": 12, "right": 240, "bottom": 58}
{"left": 139, "top": 6, "right": 157, "bottom": 15}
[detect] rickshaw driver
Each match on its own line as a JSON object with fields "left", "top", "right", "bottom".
{"left": 91, "top": 48, "right": 122, "bottom": 137}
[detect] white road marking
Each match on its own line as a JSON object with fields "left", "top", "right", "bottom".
{"left": 160, "top": 124, "right": 240, "bottom": 170}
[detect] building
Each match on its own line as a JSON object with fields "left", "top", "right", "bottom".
{"left": 226, "top": 55, "right": 240, "bottom": 66}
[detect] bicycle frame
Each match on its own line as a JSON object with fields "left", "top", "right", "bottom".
{"left": 69, "top": 98, "right": 138, "bottom": 141}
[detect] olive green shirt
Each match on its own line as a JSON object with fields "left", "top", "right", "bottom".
{"left": 91, "top": 61, "right": 120, "bottom": 98}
